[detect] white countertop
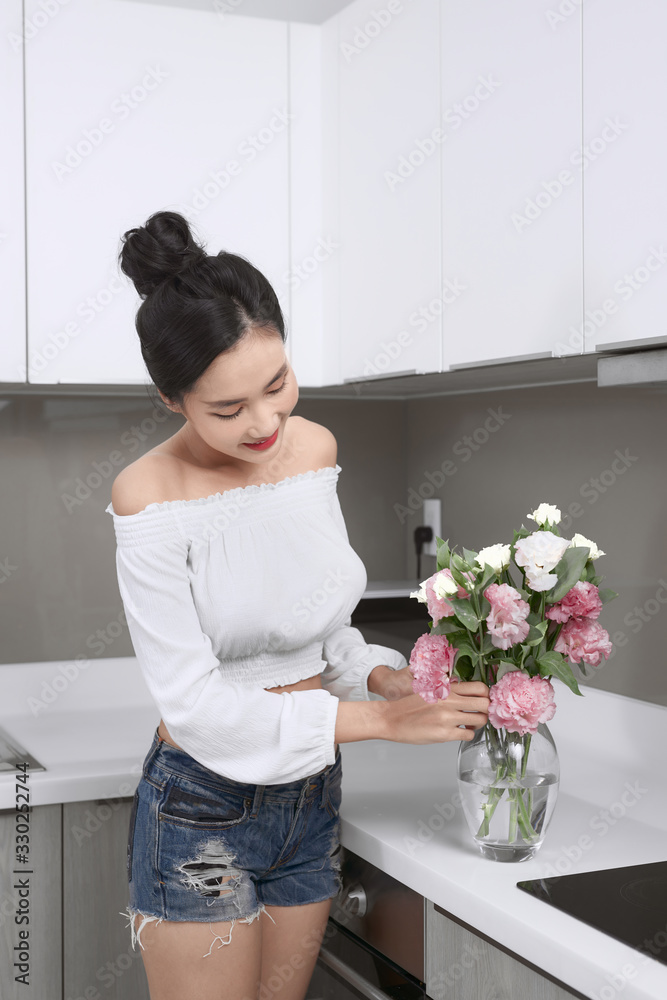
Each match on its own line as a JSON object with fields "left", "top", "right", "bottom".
{"left": 1, "top": 656, "right": 666, "bottom": 1000}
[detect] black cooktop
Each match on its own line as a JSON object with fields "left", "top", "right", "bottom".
{"left": 517, "top": 861, "right": 667, "bottom": 967}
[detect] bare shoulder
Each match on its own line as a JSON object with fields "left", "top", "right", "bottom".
{"left": 291, "top": 415, "right": 337, "bottom": 469}
{"left": 111, "top": 452, "right": 182, "bottom": 516}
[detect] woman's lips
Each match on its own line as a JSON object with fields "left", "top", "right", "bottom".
{"left": 242, "top": 427, "right": 279, "bottom": 450}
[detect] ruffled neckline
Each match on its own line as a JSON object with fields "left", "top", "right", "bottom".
{"left": 106, "top": 463, "right": 341, "bottom": 518}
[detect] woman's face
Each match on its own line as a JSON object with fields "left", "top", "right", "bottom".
{"left": 161, "top": 327, "right": 299, "bottom": 469}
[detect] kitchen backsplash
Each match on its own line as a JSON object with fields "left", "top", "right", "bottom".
{"left": 0, "top": 380, "right": 664, "bottom": 707}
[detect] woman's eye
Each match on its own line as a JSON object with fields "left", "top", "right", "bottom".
{"left": 214, "top": 379, "right": 288, "bottom": 420}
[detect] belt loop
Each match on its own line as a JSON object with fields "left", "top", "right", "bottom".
{"left": 143, "top": 726, "right": 165, "bottom": 771}
{"left": 250, "top": 784, "right": 265, "bottom": 819}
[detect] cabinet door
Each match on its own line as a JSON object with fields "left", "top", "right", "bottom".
{"left": 583, "top": 0, "right": 667, "bottom": 352}
{"left": 441, "top": 2, "right": 583, "bottom": 367}
{"left": 287, "top": 22, "right": 343, "bottom": 388}
{"left": 336, "top": 0, "right": 443, "bottom": 383}
{"left": 63, "top": 797, "right": 149, "bottom": 1000}
{"left": 425, "top": 899, "right": 580, "bottom": 1000}
{"left": 0, "top": 0, "right": 26, "bottom": 383}
{"left": 24, "top": 0, "right": 289, "bottom": 385}
{"left": 0, "top": 804, "right": 62, "bottom": 1000}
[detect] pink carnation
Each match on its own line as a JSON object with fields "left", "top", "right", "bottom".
{"left": 409, "top": 632, "right": 458, "bottom": 703}
{"left": 483, "top": 583, "right": 530, "bottom": 650}
{"left": 424, "top": 568, "right": 472, "bottom": 625}
{"left": 488, "top": 671, "right": 556, "bottom": 737}
{"left": 554, "top": 617, "right": 612, "bottom": 667}
{"left": 546, "top": 581, "right": 603, "bottom": 624}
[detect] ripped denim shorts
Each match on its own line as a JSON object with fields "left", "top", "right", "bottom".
{"left": 121, "top": 726, "right": 343, "bottom": 957}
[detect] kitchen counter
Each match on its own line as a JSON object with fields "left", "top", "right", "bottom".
{"left": 0, "top": 656, "right": 665, "bottom": 1000}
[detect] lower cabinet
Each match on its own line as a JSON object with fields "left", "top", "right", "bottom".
{"left": 0, "top": 804, "right": 62, "bottom": 1000}
{"left": 0, "top": 799, "right": 149, "bottom": 1000}
{"left": 63, "top": 798, "right": 149, "bottom": 1000}
{"left": 425, "top": 899, "right": 582, "bottom": 1000}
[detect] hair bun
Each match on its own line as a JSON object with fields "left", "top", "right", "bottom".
{"left": 119, "top": 210, "right": 206, "bottom": 298}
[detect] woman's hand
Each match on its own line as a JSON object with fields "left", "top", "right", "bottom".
{"left": 379, "top": 680, "right": 490, "bottom": 745}
{"left": 367, "top": 664, "right": 416, "bottom": 701}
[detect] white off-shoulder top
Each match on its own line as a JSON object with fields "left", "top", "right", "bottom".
{"left": 105, "top": 463, "right": 407, "bottom": 784}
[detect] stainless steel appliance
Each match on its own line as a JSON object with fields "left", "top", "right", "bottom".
{"left": 307, "top": 846, "right": 432, "bottom": 1000}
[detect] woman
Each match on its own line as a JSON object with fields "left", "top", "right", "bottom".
{"left": 106, "top": 210, "right": 490, "bottom": 1000}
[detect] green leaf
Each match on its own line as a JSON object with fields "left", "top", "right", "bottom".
{"left": 451, "top": 551, "right": 472, "bottom": 574}
{"left": 496, "top": 660, "right": 519, "bottom": 681}
{"left": 476, "top": 563, "right": 498, "bottom": 592}
{"left": 462, "top": 547, "right": 478, "bottom": 569}
{"left": 454, "top": 642, "right": 481, "bottom": 665}
{"left": 482, "top": 633, "right": 497, "bottom": 654}
{"left": 523, "top": 621, "right": 549, "bottom": 647}
{"left": 598, "top": 588, "right": 619, "bottom": 604}
{"left": 447, "top": 597, "right": 480, "bottom": 631}
{"left": 436, "top": 539, "right": 451, "bottom": 570}
{"left": 544, "top": 546, "right": 590, "bottom": 604}
{"left": 478, "top": 595, "right": 491, "bottom": 618}
{"left": 449, "top": 564, "right": 472, "bottom": 591}
{"left": 512, "top": 526, "right": 531, "bottom": 544}
{"left": 536, "top": 650, "right": 583, "bottom": 696}
{"left": 453, "top": 659, "right": 474, "bottom": 681}
{"left": 430, "top": 617, "right": 464, "bottom": 636}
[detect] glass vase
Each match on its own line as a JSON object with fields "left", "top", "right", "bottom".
{"left": 457, "top": 721, "right": 559, "bottom": 862}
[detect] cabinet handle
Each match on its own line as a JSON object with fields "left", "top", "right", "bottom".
{"left": 317, "top": 944, "right": 390, "bottom": 1000}
{"left": 343, "top": 369, "right": 417, "bottom": 383}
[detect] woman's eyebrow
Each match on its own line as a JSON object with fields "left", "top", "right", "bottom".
{"left": 203, "top": 362, "right": 288, "bottom": 407}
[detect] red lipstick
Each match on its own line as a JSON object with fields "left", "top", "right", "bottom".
{"left": 242, "top": 427, "right": 279, "bottom": 451}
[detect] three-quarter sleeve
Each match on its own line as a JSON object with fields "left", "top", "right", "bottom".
{"left": 321, "top": 489, "right": 408, "bottom": 701}
{"left": 113, "top": 530, "right": 340, "bottom": 784}
{"left": 321, "top": 619, "right": 408, "bottom": 701}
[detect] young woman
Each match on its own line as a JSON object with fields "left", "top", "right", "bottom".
{"left": 106, "top": 210, "right": 490, "bottom": 1000}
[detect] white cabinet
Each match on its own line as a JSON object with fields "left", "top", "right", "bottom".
{"left": 24, "top": 0, "right": 290, "bottom": 385}
{"left": 440, "top": 1, "right": 583, "bottom": 368}
{"left": 0, "top": 1, "right": 26, "bottom": 383}
{"left": 334, "top": 0, "right": 443, "bottom": 383}
{"left": 286, "top": 22, "right": 343, "bottom": 388}
{"left": 583, "top": 0, "right": 667, "bottom": 353}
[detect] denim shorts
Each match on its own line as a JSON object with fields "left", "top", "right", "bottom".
{"left": 121, "top": 726, "right": 343, "bottom": 957}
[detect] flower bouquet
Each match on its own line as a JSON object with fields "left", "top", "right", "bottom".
{"left": 409, "top": 503, "right": 617, "bottom": 862}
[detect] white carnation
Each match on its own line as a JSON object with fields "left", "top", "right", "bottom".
{"left": 410, "top": 581, "right": 428, "bottom": 603}
{"left": 527, "top": 503, "right": 562, "bottom": 527}
{"left": 570, "top": 533, "right": 605, "bottom": 561}
{"left": 514, "top": 531, "right": 571, "bottom": 592}
{"left": 432, "top": 570, "right": 459, "bottom": 599}
{"left": 475, "top": 543, "right": 511, "bottom": 574}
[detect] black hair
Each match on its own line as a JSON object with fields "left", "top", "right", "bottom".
{"left": 118, "top": 210, "right": 286, "bottom": 407}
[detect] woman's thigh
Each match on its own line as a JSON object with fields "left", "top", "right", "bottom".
{"left": 259, "top": 899, "right": 333, "bottom": 1000}
{"left": 131, "top": 909, "right": 264, "bottom": 1000}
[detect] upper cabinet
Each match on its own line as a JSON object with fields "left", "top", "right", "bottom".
{"left": 440, "top": 1, "right": 582, "bottom": 367}
{"left": 0, "top": 0, "right": 26, "bottom": 383}
{"left": 328, "top": 0, "right": 583, "bottom": 384}
{"left": 24, "top": 0, "right": 290, "bottom": 384}
{"left": 583, "top": 0, "right": 667, "bottom": 352}
{"left": 334, "top": 0, "right": 443, "bottom": 383}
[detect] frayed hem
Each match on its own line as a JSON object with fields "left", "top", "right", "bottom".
{"left": 119, "top": 902, "right": 277, "bottom": 958}
{"left": 120, "top": 905, "right": 164, "bottom": 952}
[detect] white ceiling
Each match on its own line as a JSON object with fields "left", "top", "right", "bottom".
{"left": 117, "top": 0, "right": 352, "bottom": 24}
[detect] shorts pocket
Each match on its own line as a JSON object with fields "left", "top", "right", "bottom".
{"left": 126, "top": 788, "right": 140, "bottom": 883}
{"left": 158, "top": 780, "right": 252, "bottom": 830}
{"left": 323, "top": 769, "right": 342, "bottom": 820}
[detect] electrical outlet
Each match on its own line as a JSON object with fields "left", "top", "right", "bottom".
{"left": 422, "top": 499, "right": 441, "bottom": 557}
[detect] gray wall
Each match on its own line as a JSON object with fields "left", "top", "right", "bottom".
{"left": 404, "top": 381, "right": 667, "bottom": 707}
{"left": 1, "top": 380, "right": 665, "bottom": 706}
{"left": 0, "top": 393, "right": 406, "bottom": 668}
